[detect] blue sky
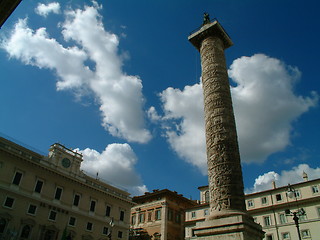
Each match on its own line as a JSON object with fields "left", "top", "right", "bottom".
{"left": 1, "top": 0, "right": 320, "bottom": 198}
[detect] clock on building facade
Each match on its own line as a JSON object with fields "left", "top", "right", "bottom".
{"left": 61, "top": 158, "right": 71, "bottom": 168}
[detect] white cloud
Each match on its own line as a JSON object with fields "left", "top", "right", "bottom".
{"left": 230, "top": 54, "right": 318, "bottom": 163}
{"left": 1, "top": 3, "right": 151, "bottom": 143}
{"left": 158, "top": 54, "right": 318, "bottom": 173}
{"left": 159, "top": 83, "right": 207, "bottom": 173}
{"left": 35, "top": 2, "right": 61, "bottom": 17}
{"left": 246, "top": 164, "right": 320, "bottom": 193}
{"left": 78, "top": 144, "right": 148, "bottom": 196}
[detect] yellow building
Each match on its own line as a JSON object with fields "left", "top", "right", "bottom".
{"left": 0, "top": 136, "right": 134, "bottom": 240}
{"left": 130, "top": 189, "right": 197, "bottom": 240}
{"left": 185, "top": 176, "right": 320, "bottom": 240}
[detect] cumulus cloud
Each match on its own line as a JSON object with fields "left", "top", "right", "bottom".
{"left": 158, "top": 54, "right": 318, "bottom": 173}
{"left": 1, "top": 3, "right": 151, "bottom": 143}
{"left": 159, "top": 83, "right": 207, "bottom": 173}
{"left": 78, "top": 144, "right": 147, "bottom": 196}
{"left": 35, "top": 2, "right": 61, "bottom": 17}
{"left": 246, "top": 164, "right": 320, "bottom": 193}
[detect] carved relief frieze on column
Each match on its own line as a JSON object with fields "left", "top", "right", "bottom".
{"left": 199, "top": 35, "right": 246, "bottom": 216}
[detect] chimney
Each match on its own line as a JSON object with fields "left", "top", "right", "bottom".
{"left": 271, "top": 181, "right": 276, "bottom": 189}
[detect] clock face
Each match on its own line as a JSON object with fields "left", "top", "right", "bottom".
{"left": 61, "top": 158, "right": 71, "bottom": 168}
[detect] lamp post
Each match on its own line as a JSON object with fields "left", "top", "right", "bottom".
{"left": 285, "top": 184, "right": 305, "bottom": 240}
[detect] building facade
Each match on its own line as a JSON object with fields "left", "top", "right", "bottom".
{"left": 185, "top": 177, "right": 320, "bottom": 240}
{"left": 130, "top": 189, "right": 197, "bottom": 240}
{"left": 0, "top": 136, "right": 134, "bottom": 240}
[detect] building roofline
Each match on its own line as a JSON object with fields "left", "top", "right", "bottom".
{"left": 132, "top": 189, "right": 197, "bottom": 206}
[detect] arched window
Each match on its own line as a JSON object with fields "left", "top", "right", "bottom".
{"left": 20, "top": 225, "right": 31, "bottom": 239}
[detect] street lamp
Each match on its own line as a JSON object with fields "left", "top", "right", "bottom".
{"left": 285, "top": 184, "right": 305, "bottom": 240}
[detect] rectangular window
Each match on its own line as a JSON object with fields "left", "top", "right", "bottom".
{"left": 139, "top": 213, "right": 145, "bottom": 223}
{"left": 12, "top": 171, "right": 23, "bottom": 185}
{"left": 34, "top": 180, "right": 44, "bottom": 193}
{"left": 276, "top": 194, "right": 282, "bottom": 201}
{"left": 90, "top": 200, "right": 96, "bottom": 212}
{"left": 317, "top": 207, "right": 320, "bottom": 217}
{"left": 73, "top": 194, "right": 80, "bottom": 206}
{"left": 247, "top": 200, "right": 254, "bottom": 207}
{"left": 204, "top": 209, "right": 209, "bottom": 216}
{"left": 168, "top": 209, "right": 173, "bottom": 221}
{"left": 311, "top": 185, "right": 319, "bottom": 194}
{"left": 86, "top": 222, "right": 93, "bottom": 231}
{"left": 118, "top": 231, "right": 123, "bottom": 238}
{"left": 264, "top": 216, "right": 271, "bottom": 226}
{"left": 279, "top": 213, "right": 287, "bottom": 224}
{"left": 294, "top": 190, "right": 301, "bottom": 198}
{"left": 175, "top": 212, "right": 181, "bottom": 223}
{"left": 69, "top": 217, "right": 76, "bottom": 226}
{"left": 120, "top": 210, "right": 125, "bottom": 221}
{"left": 301, "top": 229, "right": 311, "bottom": 238}
{"left": 105, "top": 205, "right": 111, "bottom": 216}
{"left": 48, "top": 210, "right": 57, "bottom": 221}
{"left": 27, "top": 204, "right": 37, "bottom": 215}
{"left": 282, "top": 232, "right": 290, "bottom": 239}
{"left": 103, "top": 227, "right": 109, "bottom": 235}
{"left": 261, "top": 197, "right": 268, "bottom": 205}
{"left": 131, "top": 215, "right": 136, "bottom": 225}
{"left": 300, "top": 212, "right": 307, "bottom": 221}
{"left": 54, "top": 187, "right": 63, "bottom": 200}
{"left": 148, "top": 211, "right": 152, "bottom": 221}
{"left": 191, "top": 211, "right": 196, "bottom": 218}
{"left": 155, "top": 209, "right": 161, "bottom": 220}
{"left": 3, "top": 197, "right": 14, "bottom": 208}
{"left": 266, "top": 234, "right": 273, "bottom": 240}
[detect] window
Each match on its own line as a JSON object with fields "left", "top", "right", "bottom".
{"left": 301, "top": 229, "right": 311, "bottom": 238}
{"left": 191, "top": 211, "right": 196, "bottom": 218}
{"left": 282, "top": 232, "right": 290, "bottom": 239}
{"left": 155, "top": 209, "right": 161, "bottom": 220}
{"left": 34, "top": 180, "right": 44, "bottom": 193}
{"left": 139, "top": 213, "right": 145, "bottom": 223}
{"left": 317, "top": 207, "right": 320, "bottom": 217}
{"left": 12, "top": 171, "right": 23, "bottom": 185}
{"left": 263, "top": 216, "right": 271, "bottom": 226}
{"left": 90, "top": 200, "right": 96, "bottom": 212}
{"left": 204, "top": 209, "right": 209, "bottom": 216}
{"left": 69, "top": 217, "right": 76, "bottom": 226}
{"left": 175, "top": 212, "right": 181, "bottom": 223}
{"left": 118, "top": 231, "right": 123, "bottom": 238}
{"left": 204, "top": 191, "right": 209, "bottom": 203}
{"left": 54, "top": 187, "right": 63, "bottom": 200}
{"left": 300, "top": 212, "right": 307, "bottom": 221}
{"left": 27, "top": 204, "right": 37, "bottom": 215}
{"left": 103, "top": 227, "right": 109, "bottom": 235}
{"left": 261, "top": 197, "right": 268, "bottom": 205}
{"left": 168, "top": 209, "right": 173, "bottom": 221}
{"left": 48, "top": 210, "right": 57, "bottom": 221}
{"left": 294, "top": 190, "right": 301, "bottom": 198}
{"left": 3, "top": 197, "right": 14, "bottom": 208}
{"left": 73, "top": 194, "right": 80, "bottom": 206}
{"left": 0, "top": 218, "right": 7, "bottom": 234}
{"left": 86, "top": 222, "right": 93, "bottom": 231}
{"left": 120, "top": 210, "right": 124, "bottom": 221}
{"left": 148, "top": 211, "right": 152, "bottom": 221}
{"left": 279, "top": 213, "right": 287, "bottom": 224}
{"left": 276, "top": 194, "right": 282, "bottom": 201}
{"left": 105, "top": 205, "right": 111, "bottom": 216}
{"left": 247, "top": 200, "right": 254, "bottom": 207}
{"left": 311, "top": 185, "right": 319, "bottom": 194}
{"left": 20, "top": 225, "right": 31, "bottom": 239}
{"left": 131, "top": 215, "right": 136, "bottom": 225}
{"left": 266, "top": 234, "right": 273, "bottom": 240}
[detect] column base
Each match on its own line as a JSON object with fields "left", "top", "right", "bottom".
{"left": 193, "top": 214, "right": 264, "bottom": 240}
